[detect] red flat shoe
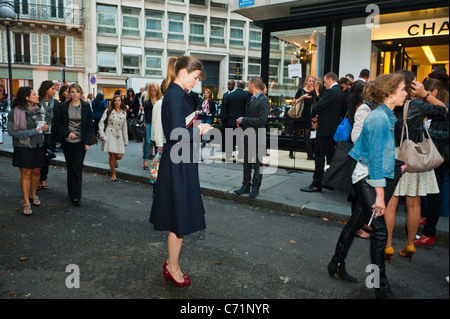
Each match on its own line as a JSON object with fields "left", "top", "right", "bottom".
{"left": 415, "top": 235, "right": 436, "bottom": 246}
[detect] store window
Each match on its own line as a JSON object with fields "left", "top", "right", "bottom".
{"left": 168, "top": 13, "right": 185, "bottom": 41}
{"left": 97, "top": 5, "right": 117, "bottom": 34}
{"left": 98, "top": 45, "right": 117, "bottom": 73}
{"left": 270, "top": 27, "right": 327, "bottom": 105}
{"left": 145, "top": 11, "right": 163, "bottom": 39}
{"left": 122, "top": 7, "right": 140, "bottom": 37}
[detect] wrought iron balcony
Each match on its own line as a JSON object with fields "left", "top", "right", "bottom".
{"left": 14, "top": 54, "right": 30, "bottom": 64}
{"left": 10, "top": 1, "right": 83, "bottom": 25}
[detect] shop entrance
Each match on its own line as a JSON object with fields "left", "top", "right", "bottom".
{"left": 373, "top": 36, "right": 449, "bottom": 82}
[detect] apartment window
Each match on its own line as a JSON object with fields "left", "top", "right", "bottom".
{"left": 122, "top": 7, "right": 140, "bottom": 37}
{"left": 98, "top": 46, "right": 117, "bottom": 73}
{"left": 50, "top": 0, "right": 65, "bottom": 19}
{"left": 97, "top": 5, "right": 117, "bottom": 34}
{"left": 249, "top": 23, "right": 262, "bottom": 50}
{"left": 210, "top": 18, "right": 225, "bottom": 46}
{"left": 229, "top": 56, "right": 244, "bottom": 81}
{"left": 191, "top": 0, "right": 206, "bottom": 5}
{"left": 50, "top": 36, "right": 65, "bottom": 66}
{"left": 168, "top": 13, "right": 184, "bottom": 41}
{"left": 190, "top": 16, "right": 206, "bottom": 43}
{"left": 247, "top": 58, "right": 261, "bottom": 80}
{"left": 230, "top": 21, "right": 245, "bottom": 47}
{"left": 169, "top": 0, "right": 184, "bottom": 3}
{"left": 14, "top": 33, "right": 30, "bottom": 64}
{"left": 122, "top": 55, "right": 140, "bottom": 75}
{"left": 145, "top": 50, "right": 162, "bottom": 76}
{"left": 167, "top": 50, "right": 185, "bottom": 58}
{"left": 211, "top": 1, "right": 228, "bottom": 10}
{"left": 269, "top": 59, "right": 280, "bottom": 83}
{"left": 145, "top": 11, "right": 163, "bottom": 39}
{"left": 270, "top": 37, "right": 280, "bottom": 51}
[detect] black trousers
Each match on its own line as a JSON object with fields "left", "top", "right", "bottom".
{"left": 312, "top": 136, "right": 335, "bottom": 187}
{"left": 331, "top": 159, "right": 403, "bottom": 290}
{"left": 332, "top": 179, "right": 390, "bottom": 288}
{"left": 40, "top": 134, "right": 55, "bottom": 182}
{"left": 62, "top": 141, "right": 86, "bottom": 200}
{"left": 242, "top": 134, "right": 264, "bottom": 192}
{"left": 422, "top": 164, "right": 448, "bottom": 237}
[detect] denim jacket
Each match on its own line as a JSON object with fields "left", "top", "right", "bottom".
{"left": 348, "top": 103, "right": 397, "bottom": 188}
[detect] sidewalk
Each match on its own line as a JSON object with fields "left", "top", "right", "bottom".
{"left": 0, "top": 133, "right": 448, "bottom": 245}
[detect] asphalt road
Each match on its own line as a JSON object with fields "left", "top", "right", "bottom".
{"left": 0, "top": 156, "right": 448, "bottom": 305}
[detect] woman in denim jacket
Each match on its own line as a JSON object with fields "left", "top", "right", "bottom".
{"left": 328, "top": 74, "right": 407, "bottom": 299}
{"left": 8, "top": 87, "right": 48, "bottom": 215}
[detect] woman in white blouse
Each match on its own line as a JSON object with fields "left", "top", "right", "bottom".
{"left": 99, "top": 95, "right": 128, "bottom": 181}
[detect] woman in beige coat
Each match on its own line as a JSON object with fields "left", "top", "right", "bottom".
{"left": 99, "top": 95, "right": 128, "bottom": 181}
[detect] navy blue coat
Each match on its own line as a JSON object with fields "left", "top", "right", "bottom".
{"left": 149, "top": 82, "right": 206, "bottom": 237}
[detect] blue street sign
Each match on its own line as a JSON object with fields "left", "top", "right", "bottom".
{"left": 239, "top": 0, "right": 254, "bottom": 8}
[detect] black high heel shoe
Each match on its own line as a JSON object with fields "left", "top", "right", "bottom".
{"left": 327, "top": 260, "right": 358, "bottom": 283}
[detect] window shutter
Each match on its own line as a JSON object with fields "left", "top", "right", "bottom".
{"left": 65, "top": 36, "right": 74, "bottom": 67}
{"left": 30, "top": 33, "right": 39, "bottom": 65}
{"left": 41, "top": 34, "right": 50, "bottom": 65}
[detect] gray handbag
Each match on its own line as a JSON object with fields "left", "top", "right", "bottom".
{"left": 398, "top": 100, "right": 444, "bottom": 173}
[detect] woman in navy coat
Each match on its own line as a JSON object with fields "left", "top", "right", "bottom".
{"left": 150, "top": 56, "right": 212, "bottom": 287}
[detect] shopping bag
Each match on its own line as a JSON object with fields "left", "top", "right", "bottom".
{"left": 149, "top": 152, "right": 161, "bottom": 184}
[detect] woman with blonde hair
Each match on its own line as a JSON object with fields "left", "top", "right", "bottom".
{"left": 150, "top": 56, "right": 212, "bottom": 287}
{"left": 98, "top": 95, "right": 128, "bottom": 181}
{"left": 289, "top": 74, "right": 320, "bottom": 160}
{"left": 141, "top": 82, "right": 162, "bottom": 170}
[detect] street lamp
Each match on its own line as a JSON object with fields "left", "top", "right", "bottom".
{"left": 0, "top": 2, "right": 19, "bottom": 108}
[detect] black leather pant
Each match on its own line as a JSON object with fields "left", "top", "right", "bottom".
{"left": 331, "top": 179, "right": 390, "bottom": 289}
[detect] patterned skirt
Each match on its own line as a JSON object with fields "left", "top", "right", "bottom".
{"left": 393, "top": 148, "right": 440, "bottom": 197}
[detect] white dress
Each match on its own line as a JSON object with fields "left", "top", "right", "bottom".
{"left": 98, "top": 109, "right": 128, "bottom": 154}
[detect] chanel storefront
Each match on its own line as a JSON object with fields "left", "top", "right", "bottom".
{"left": 232, "top": 0, "right": 449, "bottom": 89}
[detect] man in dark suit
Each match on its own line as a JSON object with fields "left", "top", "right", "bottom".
{"left": 234, "top": 77, "right": 270, "bottom": 198}
{"left": 301, "top": 72, "right": 347, "bottom": 192}
{"left": 219, "top": 80, "right": 235, "bottom": 151}
{"left": 222, "top": 80, "right": 251, "bottom": 159}
{"left": 189, "top": 90, "right": 201, "bottom": 111}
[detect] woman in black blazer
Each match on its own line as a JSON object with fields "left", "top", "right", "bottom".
{"left": 53, "top": 84, "right": 93, "bottom": 206}
{"left": 150, "top": 56, "right": 212, "bottom": 288}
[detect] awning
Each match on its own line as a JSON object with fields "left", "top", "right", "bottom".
{"left": 121, "top": 46, "right": 143, "bottom": 56}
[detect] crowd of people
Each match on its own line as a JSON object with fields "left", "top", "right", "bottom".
{"left": 4, "top": 59, "right": 449, "bottom": 297}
